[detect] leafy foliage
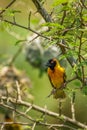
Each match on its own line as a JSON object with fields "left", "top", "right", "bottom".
{"left": 42, "top": 0, "right": 87, "bottom": 94}
{"left": 0, "top": 0, "right": 87, "bottom": 130}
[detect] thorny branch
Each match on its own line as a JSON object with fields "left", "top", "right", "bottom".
{"left": 0, "top": 121, "right": 77, "bottom": 130}
{"left": 0, "top": 63, "right": 85, "bottom": 129}
{"left": 0, "top": 95, "right": 87, "bottom": 129}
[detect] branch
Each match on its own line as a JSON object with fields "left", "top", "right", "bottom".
{"left": 1, "top": 19, "right": 74, "bottom": 52}
{"left": 32, "top": 0, "right": 52, "bottom": 22}
{"left": 58, "top": 99, "right": 62, "bottom": 116}
{"left": 71, "top": 92, "right": 76, "bottom": 121}
{"left": 80, "top": 0, "right": 87, "bottom": 9}
{"left": 0, "top": 0, "right": 16, "bottom": 15}
{"left": 1, "top": 19, "right": 49, "bottom": 40}
{"left": 57, "top": 40, "right": 77, "bottom": 68}
{"left": 0, "top": 121, "right": 77, "bottom": 130}
{"left": 0, "top": 96, "right": 87, "bottom": 129}
{"left": 28, "top": 11, "right": 31, "bottom": 28}
{"left": 60, "top": 9, "right": 66, "bottom": 25}
{"left": 16, "top": 81, "right": 22, "bottom": 101}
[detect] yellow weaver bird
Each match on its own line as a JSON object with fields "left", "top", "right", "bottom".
{"left": 46, "top": 58, "right": 66, "bottom": 99}
{"left": 4, "top": 114, "right": 23, "bottom": 130}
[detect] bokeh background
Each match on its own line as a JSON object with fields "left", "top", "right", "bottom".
{"left": 0, "top": 0, "right": 87, "bottom": 130}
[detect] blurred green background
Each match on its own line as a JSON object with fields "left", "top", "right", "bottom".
{"left": 0, "top": 0, "right": 87, "bottom": 130}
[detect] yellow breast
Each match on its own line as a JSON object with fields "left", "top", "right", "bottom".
{"left": 48, "top": 66, "right": 65, "bottom": 89}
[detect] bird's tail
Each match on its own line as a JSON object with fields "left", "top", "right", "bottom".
{"left": 53, "top": 89, "right": 66, "bottom": 99}
{"left": 47, "top": 88, "right": 66, "bottom": 99}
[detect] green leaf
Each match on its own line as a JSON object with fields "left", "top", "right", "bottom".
{"left": 78, "top": 61, "right": 87, "bottom": 67}
{"left": 82, "top": 86, "right": 87, "bottom": 95}
{"left": 79, "top": 27, "right": 87, "bottom": 32}
{"left": 83, "top": 15, "right": 87, "bottom": 22}
{"left": 0, "top": 21, "right": 12, "bottom": 31}
{"left": 24, "top": 125, "right": 32, "bottom": 129}
{"left": 53, "top": 0, "right": 76, "bottom": 6}
{"left": 74, "top": 81, "right": 81, "bottom": 87}
{"left": 4, "top": 9, "right": 21, "bottom": 17}
{"left": 42, "top": 22, "right": 64, "bottom": 29}
{"left": 53, "top": 0, "right": 68, "bottom": 5}
{"left": 15, "top": 40, "right": 25, "bottom": 45}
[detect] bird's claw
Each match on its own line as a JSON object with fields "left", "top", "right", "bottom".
{"left": 47, "top": 88, "right": 56, "bottom": 98}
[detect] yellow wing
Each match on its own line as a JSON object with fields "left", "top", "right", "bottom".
{"left": 47, "top": 66, "right": 66, "bottom": 89}
{"left": 47, "top": 66, "right": 66, "bottom": 99}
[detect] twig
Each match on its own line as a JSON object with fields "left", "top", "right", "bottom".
{"left": 1, "top": 19, "right": 77, "bottom": 54}
{"left": 80, "top": 0, "right": 87, "bottom": 9}
{"left": 1, "top": 19, "right": 84, "bottom": 55}
{"left": 24, "top": 106, "right": 33, "bottom": 114}
{"left": 16, "top": 81, "right": 22, "bottom": 101}
{"left": 0, "top": 122, "right": 31, "bottom": 126}
{"left": 58, "top": 99, "right": 62, "bottom": 116}
{"left": 13, "top": 15, "right": 16, "bottom": 24}
{"left": 48, "top": 124, "right": 76, "bottom": 130}
{"left": 0, "top": 0, "right": 16, "bottom": 15}
{"left": 8, "top": 43, "right": 23, "bottom": 66}
{"left": 32, "top": 0, "right": 52, "bottom": 22}
{"left": 32, "top": 122, "right": 36, "bottom": 130}
{"left": 0, "top": 121, "right": 76, "bottom": 130}
{"left": 71, "top": 92, "right": 76, "bottom": 121}
{"left": 0, "top": 123, "right": 4, "bottom": 130}
{"left": 28, "top": 11, "right": 31, "bottom": 28}
{"left": 78, "top": 31, "right": 85, "bottom": 86}
{"left": 58, "top": 40, "right": 76, "bottom": 68}
{"left": 0, "top": 101, "right": 35, "bottom": 122}
{"left": 60, "top": 9, "right": 66, "bottom": 25}
{"left": 78, "top": 32, "right": 83, "bottom": 63}
{"left": 66, "top": 76, "right": 77, "bottom": 84}
{"left": 2, "top": 19, "right": 49, "bottom": 40}
{"left": 0, "top": 96, "right": 87, "bottom": 129}
{"left": 27, "top": 35, "right": 39, "bottom": 44}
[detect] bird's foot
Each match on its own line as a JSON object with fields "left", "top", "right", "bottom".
{"left": 47, "top": 88, "right": 56, "bottom": 98}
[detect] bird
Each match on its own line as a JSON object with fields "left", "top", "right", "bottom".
{"left": 4, "top": 114, "right": 23, "bottom": 130}
{"left": 46, "top": 58, "right": 66, "bottom": 99}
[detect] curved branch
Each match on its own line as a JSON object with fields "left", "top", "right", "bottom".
{"left": 0, "top": 96, "right": 87, "bottom": 129}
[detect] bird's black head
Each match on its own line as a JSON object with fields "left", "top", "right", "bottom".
{"left": 46, "top": 59, "right": 57, "bottom": 70}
